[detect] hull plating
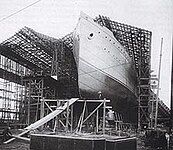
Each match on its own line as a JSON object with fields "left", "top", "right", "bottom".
{"left": 73, "top": 13, "right": 137, "bottom": 122}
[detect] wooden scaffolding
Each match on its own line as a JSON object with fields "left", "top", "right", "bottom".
{"left": 94, "top": 15, "right": 152, "bottom": 129}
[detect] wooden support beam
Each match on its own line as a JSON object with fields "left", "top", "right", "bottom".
{"left": 25, "top": 98, "right": 78, "bottom": 130}
{"left": 41, "top": 99, "right": 110, "bottom": 103}
{"left": 28, "top": 80, "right": 31, "bottom": 125}
{"left": 83, "top": 102, "right": 103, "bottom": 124}
{"left": 103, "top": 98, "right": 106, "bottom": 135}
{"left": 44, "top": 101, "right": 65, "bottom": 128}
{"left": 12, "top": 135, "right": 30, "bottom": 143}
{"left": 65, "top": 101, "right": 70, "bottom": 132}
{"left": 96, "top": 109, "right": 99, "bottom": 133}
{"left": 53, "top": 116, "right": 57, "bottom": 132}
{"left": 44, "top": 101, "right": 53, "bottom": 112}
{"left": 4, "top": 129, "right": 30, "bottom": 144}
{"left": 76, "top": 115, "right": 82, "bottom": 132}
{"left": 40, "top": 98, "right": 45, "bottom": 119}
{"left": 78, "top": 99, "right": 110, "bottom": 102}
{"left": 70, "top": 105, "right": 73, "bottom": 133}
{"left": 79, "top": 100, "right": 87, "bottom": 132}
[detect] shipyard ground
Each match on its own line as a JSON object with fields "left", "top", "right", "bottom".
{"left": 1, "top": 135, "right": 171, "bottom": 150}
{"left": 0, "top": 129, "right": 172, "bottom": 150}
{"left": 0, "top": 138, "right": 153, "bottom": 150}
{"left": 0, "top": 141, "right": 29, "bottom": 150}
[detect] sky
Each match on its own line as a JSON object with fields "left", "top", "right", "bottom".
{"left": 0, "top": 0, "right": 172, "bottom": 107}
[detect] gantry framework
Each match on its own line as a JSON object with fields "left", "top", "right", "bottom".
{"left": 0, "top": 15, "right": 167, "bottom": 129}
{"left": 94, "top": 15, "right": 152, "bottom": 129}
{"left": 0, "top": 55, "right": 27, "bottom": 123}
{"left": 0, "top": 27, "right": 78, "bottom": 124}
{"left": 0, "top": 27, "right": 61, "bottom": 123}
{"left": 0, "top": 27, "right": 57, "bottom": 75}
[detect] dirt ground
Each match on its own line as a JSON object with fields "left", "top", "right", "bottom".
{"left": 0, "top": 136, "right": 169, "bottom": 150}
{"left": 0, "top": 138, "right": 150, "bottom": 150}
{"left": 0, "top": 141, "right": 29, "bottom": 150}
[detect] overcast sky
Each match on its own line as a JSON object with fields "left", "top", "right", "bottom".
{"left": 0, "top": 0, "right": 172, "bottom": 107}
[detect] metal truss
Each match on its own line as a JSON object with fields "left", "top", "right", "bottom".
{"left": 0, "top": 27, "right": 59, "bottom": 75}
{"left": 0, "top": 55, "right": 26, "bottom": 123}
{"left": 94, "top": 15, "right": 152, "bottom": 129}
{"left": 1, "top": 14, "right": 167, "bottom": 129}
{"left": 0, "top": 27, "right": 78, "bottom": 125}
{"left": 62, "top": 33, "right": 74, "bottom": 50}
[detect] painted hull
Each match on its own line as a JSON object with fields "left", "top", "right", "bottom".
{"left": 73, "top": 13, "right": 137, "bottom": 123}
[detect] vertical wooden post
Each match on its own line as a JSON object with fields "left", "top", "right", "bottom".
{"left": 79, "top": 100, "right": 87, "bottom": 132}
{"left": 150, "top": 91, "right": 155, "bottom": 128}
{"left": 56, "top": 100, "right": 59, "bottom": 130}
{"left": 103, "top": 98, "right": 106, "bottom": 135}
{"left": 96, "top": 109, "right": 99, "bottom": 133}
{"left": 53, "top": 116, "right": 57, "bottom": 132}
{"left": 115, "top": 112, "right": 117, "bottom": 130}
{"left": 53, "top": 99, "right": 59, "bottom": 132}
{"left": 65, "top": 100, "right": 70, "bottom": 132}
{"left": 137, "top": 96, "right": 141, "bottom": 130}
{"left": 70, "top": 104, "right": 73, "bottom": 133}
{"left": 40, "top": 98, "right": 44, "bottom": 130}
{"left": 76, "top": 115, "right": 82, "bottom": 132}
{"left": 40, "top": 98, "right": 45, "bottom": 119}
{"left": 27, "top": 80, "right": 31, "bottom": 125}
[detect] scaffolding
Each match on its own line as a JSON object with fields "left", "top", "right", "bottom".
{"left": 0, "top": 55, "right": 25, "bottom": 124}
{"left": 0, "top": 27, "right": 58, "bottom": 125}
{"left": 1, "top": 16, "right": 169, "bottom": 130}
{"left": 38, "top": 99, "right": 110, "bottom": 134}
{"left": 149, "top": 76, "right": 170, "bottom": 128}
{"left": 0, "top": 26, "right": 79, "bottom": 125}
{"left": 94, "top": 15, "right": 152, "bottom": 129}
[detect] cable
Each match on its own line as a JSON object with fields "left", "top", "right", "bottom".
{"left": 0, "top": 0, "right": 42, "bottom": 23}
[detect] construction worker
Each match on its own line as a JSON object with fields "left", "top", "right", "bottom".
{"left": 98, "top": 91, "right": 103, "bottom": 99}
{"left": 165, "top": 132, "right": 170, "bottom": 150}
{"left": 106, "top": 109, "right": 115, "bottom": 127}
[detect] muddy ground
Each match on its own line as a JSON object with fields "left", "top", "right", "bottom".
{"left": 0, "top": 141, "right": 29, "bottom": 150}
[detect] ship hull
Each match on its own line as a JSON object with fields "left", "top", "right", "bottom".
{"left": 73, "top": 13, "right": 137, "bottom": 123}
